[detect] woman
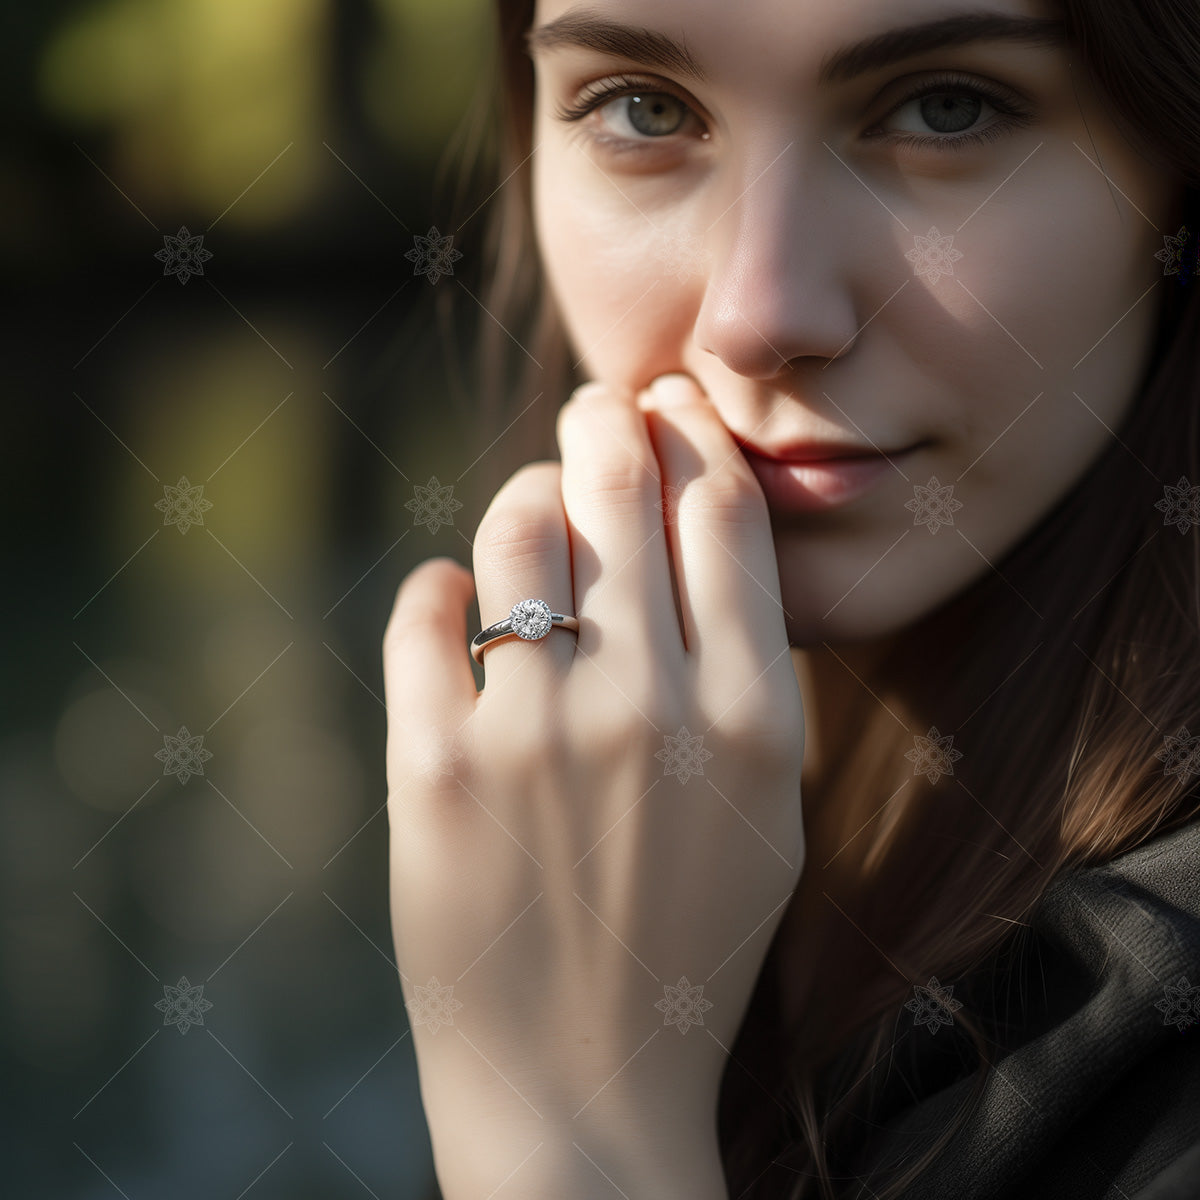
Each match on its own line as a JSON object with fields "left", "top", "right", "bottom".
{"left": 383, "top": 0, "right": 1200, "bottom": 1195}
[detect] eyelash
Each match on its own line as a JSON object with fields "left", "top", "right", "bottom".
{"left": 553, "top": 70, "right": 1035, "bottom": 154}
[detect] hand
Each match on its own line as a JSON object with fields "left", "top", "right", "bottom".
{"left": 382, "top": 373, "right": 806, "bottom": 1194}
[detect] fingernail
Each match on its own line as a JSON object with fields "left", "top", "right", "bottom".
{"left": 647, "top": 374, "right": 702, "bottom": 408}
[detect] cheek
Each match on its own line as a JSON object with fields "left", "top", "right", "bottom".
{"left": 884, "top": 163, "right": 1162, "bottom": 499}
{"left": 534, "top": 157, "right": 699, "bottom": 386}
{"left": 984, "top": 165, "right": 1162, "bottom": 392}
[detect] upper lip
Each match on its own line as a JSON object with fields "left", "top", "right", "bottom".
{"left": 736, "top": 436, "right": 918, "bottom": 464}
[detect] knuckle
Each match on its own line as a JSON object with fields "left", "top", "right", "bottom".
{"left": 474, "top": 466, "right": 564, "bottom": 573}
{"left": 596, "top": 691, "right": 687, "bottom": 754}
{"left": 479, "top": 689, "right": 560, "bottom": 770}
{"left": 576, "top": 458, "right": 657, "bottom": 516}
{"left": 584, "top": 712, "right": 647, "bottom": 763}
{"left": 686, "top": 466, "right": 769, "bottom": 525}
{"left": 715, "top": 692, "right": 804, "bottom": 768}
{"left": 474, "top": 512, "right": 562, "bottom": 576}
{"left": 558, "top": 401, "right": 658, "bottom": 503}
{"left": 637, "top": 689, "right": 689, "bottom": 736}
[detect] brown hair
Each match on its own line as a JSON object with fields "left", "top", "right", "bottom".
{"left": 436, "top": 1, "right": 1200, "bottom": 1194}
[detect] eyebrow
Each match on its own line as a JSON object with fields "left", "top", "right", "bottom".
{"left": 524, "top": 9, "right": 1067, "bottom": 86}
{"left": 525, "top": 9, "right": 706, "bottom": 81}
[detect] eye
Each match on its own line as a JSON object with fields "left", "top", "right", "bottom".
{"left": 894, "top": 90, "right": 989, "bottom": 134}
{"left": 554, "top": 73, "right": 707, "bottom": 145}
{"left": 870, "top": 73, "right": 1034, "bottom": 151}
{"left": 603, "top": 91, "right": 690, "bottom": 138}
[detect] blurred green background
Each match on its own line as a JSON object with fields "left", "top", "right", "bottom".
{"left": 2, "top": 1, "right": 516, "bottom": 1195}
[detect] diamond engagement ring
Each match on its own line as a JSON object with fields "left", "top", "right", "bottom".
{"left": 470, "top": 598, "right": 581, "bottom": 665}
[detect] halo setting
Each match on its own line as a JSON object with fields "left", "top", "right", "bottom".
{"left": 509, "top": 598, "right": 553, "bottom": 641}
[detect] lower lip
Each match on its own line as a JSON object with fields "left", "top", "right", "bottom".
{"left": 743, "top": 446, "right": 921, "bottom": 513}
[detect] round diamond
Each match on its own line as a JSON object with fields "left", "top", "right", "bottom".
{"left": 510, "top": 598, "right": 553, "bottom": 641}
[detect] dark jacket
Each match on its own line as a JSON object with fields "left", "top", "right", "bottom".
{"left": 848, "top": 816, "right": 1200, "bottom": 1199}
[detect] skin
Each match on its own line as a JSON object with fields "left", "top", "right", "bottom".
{"left": 526, "top": 0, "right": 1181, "bottom": 791}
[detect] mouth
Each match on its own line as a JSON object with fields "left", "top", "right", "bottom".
{"left": 739, "top": 441, "right": 927, "bottom": 514}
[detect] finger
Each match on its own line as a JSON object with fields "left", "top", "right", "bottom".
{"left": 556, "top": 382, "right": 685, "bottom": 673}
{"left": 470, "top": 460, "right": 576, "bottom": 696}
{"left": 383, "top": 556, "right": 478, "bottom": 785}
{"left": 638, "top": 374, "right": 789, "bottom": 680}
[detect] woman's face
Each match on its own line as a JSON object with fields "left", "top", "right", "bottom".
{"left": 527, "top": 0, "right": 1181, "bottom": 648}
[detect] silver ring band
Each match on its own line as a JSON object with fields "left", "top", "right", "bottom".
{"left": 471, "top": 598, "right": 580, "bottom": 665}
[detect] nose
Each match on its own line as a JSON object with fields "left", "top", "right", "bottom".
{"left": 692, "top": 143, "right": 861, "bottom": 379}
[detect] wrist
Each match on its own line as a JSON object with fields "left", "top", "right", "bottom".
{"left": 426, "top": 1102, "right": 728, "bottom": 1199}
